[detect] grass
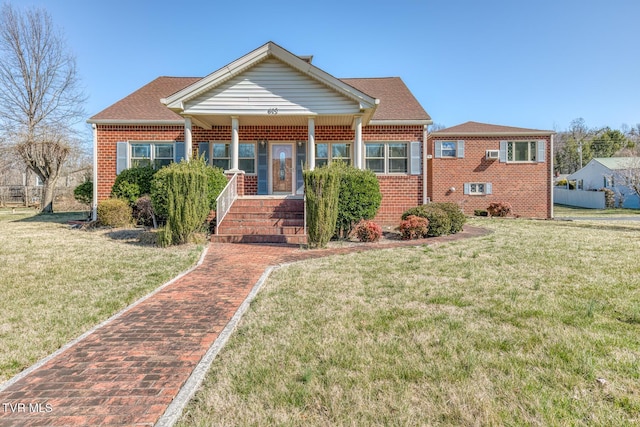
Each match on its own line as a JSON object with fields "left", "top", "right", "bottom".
{"left": 554, "top": 204, "right": 640, "bottom": 217}
{"left": 178, "top": 218, "right": 640, "bottom": 426}
{"left": 0, "top": 210, "right": 201, "bottom": 383}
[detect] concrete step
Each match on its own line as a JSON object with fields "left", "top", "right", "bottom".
{"left": 216, "top": 225, "right": 305, "bottom": 235}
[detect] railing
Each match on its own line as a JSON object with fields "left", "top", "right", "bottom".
{"left": 215, "top": 173, "right": 238, "bottom": 234}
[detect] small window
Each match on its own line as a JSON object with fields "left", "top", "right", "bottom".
{"left": 464, "top": 182, "right": 492, "bottom": 195}
{"left": 315, "top": 142, "right": 352, "bottom": 167}
{"left": 212, "top": 142, "right": 256, "bottom": 174}
{"left": 131, "top": 143, "right": 174, "bottom": 169}
{"left": 365, "top": 142, "right": 409, "bottom": 174}
{"left": 507, "top": 141, "right": 537, "bottom": 162}
{"left": 441, "top": 141, "right": 457, "bottom": 157}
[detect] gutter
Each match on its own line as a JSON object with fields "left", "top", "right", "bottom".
{"left": 423, "top": 125, "right": 428, "bottom": 204}
{"left": 92, "top": 124, "right": 98, "bottom": 221}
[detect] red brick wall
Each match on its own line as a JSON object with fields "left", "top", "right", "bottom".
{"left": 96, "top": 124, "right": 426, "bottom": 223}
{"left": 427, "top": 136, "right": 552, "bottom": 218}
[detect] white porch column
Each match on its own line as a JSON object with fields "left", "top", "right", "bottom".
{"left": 354, "top": 115, "right": 363, "bottom": 169}
{"left": 184, "top": 116, "right": 193, "bottom": 161}
{"left": 230, "top": 116, "right": 239, "bottom": 171}
{"left": 308, "top": 117, "right": 315, "bottom": 170}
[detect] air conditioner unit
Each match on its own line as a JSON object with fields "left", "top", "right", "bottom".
{"left": 486, "top": 150, "right": 499, "bottom": 159}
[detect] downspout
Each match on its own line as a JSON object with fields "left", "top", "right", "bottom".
{"left": 550, "top": 134, "right": 554, "bottom": 219}
{"left": 423, "top": 124, "right": 428, "bottom": 204}
{"left": 92, "top": 124, "right": 98, "bottom": 221}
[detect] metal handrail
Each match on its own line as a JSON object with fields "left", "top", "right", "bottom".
{"left": 215, "top": 173, "right": 238, "bottom": 234}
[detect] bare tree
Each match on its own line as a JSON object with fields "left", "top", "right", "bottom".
{"left": 0, "top": 3, "right": 85, "bottom": 212}
{"left": 609, "top": 157, "right": 640, "bottom": 205}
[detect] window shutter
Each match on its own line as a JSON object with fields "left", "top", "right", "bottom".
{"left": 296, "top": 142, "right": 307, "bottom": 194}
{"left": 486, "top": 183, "right": 492, "bottom": 194}
{"left": 537, "top": 140, "right": 546, "bottom": 163}
{"left": 198, "top": 142, "right": 210, "bottom": 163}
{"left": 410, "top": 141, "right": 421, "bottom": 175}
{"left": 116, "top": 142, "right": 128, "bottom": 175}
{"left": 457, "top": 140, "right": 465, "bottom": 158}
{"left": 257, "top": 142, "right": 268, "bottom": 195}
{"left": 434, "top": 141, "right": 442, "bottom": 158}
{"left": 499, "top": 141, "right": 507, "bottom": 162}
{"left": 174, "top": 142, "right": 185, "bottom": 162}
{"left": 463, "top": 183, "right": 470, "bottom": 195}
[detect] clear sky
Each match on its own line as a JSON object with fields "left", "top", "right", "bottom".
{"left": 11, "top": 0, "right": 640, "bottom": 134}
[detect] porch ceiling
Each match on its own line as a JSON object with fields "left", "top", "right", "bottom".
{"left": 191, "top": 114, "right": 357, "bottom": 128}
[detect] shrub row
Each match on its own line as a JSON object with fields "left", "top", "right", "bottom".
{"left": 401, "top": 202, "right": 466, "bottom": 238}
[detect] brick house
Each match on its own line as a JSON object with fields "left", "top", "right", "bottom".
{"left": 428, "top": 122, "right": 554, "bottom": 218}
{"left": 88, "top": 42, "right": 553, "bottom": 242}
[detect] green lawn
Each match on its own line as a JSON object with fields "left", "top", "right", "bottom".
{"left": 554, "top": 204, "right": 640, "bottom": 217}
{"left": 178, "top": 218, "right": 640, "bottom": 426}
{"left": 0, "top": 210, "right": 201, "bottom": 383}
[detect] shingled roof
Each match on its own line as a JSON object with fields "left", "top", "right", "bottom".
{"left": 89, "top": 75, "right": 430, "bottom": 123}
{"left": 431, "top": 121, "right": 553, "bottom": 136}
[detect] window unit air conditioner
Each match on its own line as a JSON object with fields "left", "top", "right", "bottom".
{"left": 486, "top": 150, "right": 499, "bottom": 159}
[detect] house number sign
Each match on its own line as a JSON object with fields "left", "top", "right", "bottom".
{"left": 267, "top": 108, "right": 278, "bottom": 115}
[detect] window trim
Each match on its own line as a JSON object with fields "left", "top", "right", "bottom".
{"left": 365, "top": 141, "right": 409, "bottom": 175}
{"left": 315, "top": 141, "right": 352, "bottom": 167}
{"left": 129, "top": 141, "right": 175, "bottom": 169}
{"left": 210, "top": 141, "right": 257, "bottom": 175}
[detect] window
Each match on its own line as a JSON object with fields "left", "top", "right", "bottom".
{"left": 212, "top": 142, "right": 256, "bottom": 174}
{"left": 131, "top": 143, "right": 174, "bottom": 169}
{"left": 365, "top": 142, "right": 408, "bottom": 174}
{"left": 464, "top": 182, "right": 492, "bottom": 195}
{"left": 315, "top": 142, "right": 351, "bottom": 167}
{"left": 507, "top": 141, "right": 537, "bottom": 162}
{"left": 435, "top": 140, "right": 464, "bottom": 158}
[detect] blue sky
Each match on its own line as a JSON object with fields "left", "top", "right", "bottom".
{"left": 13, "top": 0, "right": 640, "bottom": 134}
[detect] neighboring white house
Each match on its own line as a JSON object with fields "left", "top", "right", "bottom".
{"left": 561, "top": 157, "right": 640, "bottom": 209}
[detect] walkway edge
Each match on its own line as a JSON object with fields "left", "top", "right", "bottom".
{"left": 156, "top": 265, "right": 278, "bottom": 427}
{"left": 0, "top": 244, "right": 210, "bottom": 393}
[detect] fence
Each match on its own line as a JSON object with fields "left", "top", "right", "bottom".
{"left": 554, "top": 187, "right": 605, "bottom": 209}
{"left": 0, "top": 186, "right": 42, "bottom": 207}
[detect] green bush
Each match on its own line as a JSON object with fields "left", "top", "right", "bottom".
{"left": 303, "top": 166, "right": 341, "bottom": 248}
{"left": 97, "top": 198, "right": 132, "bottom": 227}
{"left": 152, "top": 159, "right": 209, "bottom": 246}
{"left": 331, "top": 162, "right": 382, "bottom": 238}
{"left": 401, "top": 204, "right": 451, "bottom": 237}
{"left": 474, "top": 209, "right": 489, "bottom": 217}
{"left": 111, "top": 166, "right": 156, "bottom": 205}
{"left": 205, "top": 166, "right": 228, "bottom": 211}
{"left": 431, "top": 202, "right": 466, "bottom": 234}
{"left": 73, "top": 180, "right": 92, "bottom": 206}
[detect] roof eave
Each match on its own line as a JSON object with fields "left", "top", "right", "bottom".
{"left": 370, "top": 119, "right": 433, "bottom": 126}
{"left": 430, "top": 130, "right": 555, "bottom": 137}
{"left": 87, "top": 119, "right": 185, "bottom": 125}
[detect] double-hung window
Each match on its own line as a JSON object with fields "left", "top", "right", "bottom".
{"left": 464, "top": 182, "right": 492, "bottom": 195}
{"left": 131, "top": 143, "right": 174, "bottom": 169}
{"left": 502, "top": 140, "right": 546, "bottom": 163}
{"left": 315, "top": 142, "right": 351, "bottom": 167}
{"left": 365, "top": 142, "right": 408, "bottom": 174}
{"left": 435, "top": 140, "right": 464, "bottom": 158}
{"left": 212, "top": 142, "right": 256, "bottom": 174}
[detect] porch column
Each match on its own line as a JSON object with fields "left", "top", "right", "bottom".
{"left": 184, "top": 116, "right": 193, "bottom": 161}
{"left": 308, "top": 117, "right": 315, "bottom": 170}
{"left": 230, "top": 116, "right": 240, "bottom": 171}
{"left": 354, "top": 115, "right": 363, "bottom": 169}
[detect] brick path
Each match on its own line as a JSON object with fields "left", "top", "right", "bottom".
{"left": 0, "top": 226, "right": 488, "bottom": 427}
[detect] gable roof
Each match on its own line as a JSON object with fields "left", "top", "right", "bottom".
{"left": 88, "top": 42, "right": 430, "bottom": 126}
{"left": 593, "top": 157, "right": 640, "bottom": 170}
{"left": 430, "top": 121, "right": 553, "bottom": 137}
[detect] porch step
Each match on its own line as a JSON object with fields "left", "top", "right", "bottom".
{"left": 213, "top": 196, "right": 306, "bottom": 244}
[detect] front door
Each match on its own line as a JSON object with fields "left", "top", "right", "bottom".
{"left": 270, "top": 144, "right": 294, "bottom": 194}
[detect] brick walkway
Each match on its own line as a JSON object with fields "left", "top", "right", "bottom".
{"left": 0, "top": 226, "right": 488, "bottom": 427}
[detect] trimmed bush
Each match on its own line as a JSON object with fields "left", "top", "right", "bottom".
{"left": 205, "top": 166, "right": 228, "bottom": 211}
{"left": 97, "top": 198, "right": 132, "bottom": 227}
{"left": 401, "top": 204, "right": 451, "bottom": 237}
{"left": 487, "top": 202, "right": 512, "bottom": 217}
{"left": 354, "top": 220, "right": 382, "bottom": 243}
{"left": 304, "top": 166, "right": 341, "bottom": 249}
{"left": 73, "top": 180, "right": 92, "bottom": 206}
{"left": 332, "top": 162, "right": 382, "bottom": 238}
{"left": 474, "top": 209, "right": 489, "bottom": 217}
{"left": 111, "top": 166, "right": 156, "bottom": 205}
{"left": 432, "top": 202, "right": 466, "bottom": 234}
{"left": 152, "top": 160, "right": 209, "bottom": 246}
{"left": 399, "top": 215, "right": 429, "bottom": 240}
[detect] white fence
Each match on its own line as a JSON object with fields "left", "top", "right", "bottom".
{"left": 554, "top": 188, "right": 605, "bottom": 209}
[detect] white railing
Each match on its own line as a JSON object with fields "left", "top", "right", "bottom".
{"left": 215, "top": 173, "right": 238, "bottom": 234}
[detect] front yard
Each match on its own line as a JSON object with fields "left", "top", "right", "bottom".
{"left": 0, "top": 210, "right": 201, "bottom": 383}
{"left": 178, "top": 217, "right": 640, "bottom": 426}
